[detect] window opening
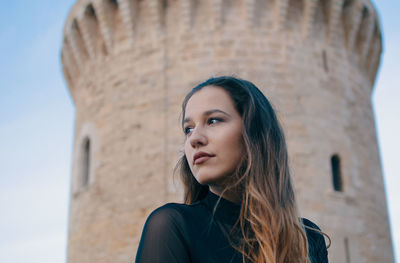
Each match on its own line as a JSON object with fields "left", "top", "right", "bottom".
{"left": 331, "top": 154, "right": 343, "bottom": 192}
{"left": 82, "top": 138, "right": 90, "bottom": 188}
{"left": 322, "top": 50, "right": 328, "bottom": 72}
{"left": 344, "top": 237, "right": 351, "bottom": 263}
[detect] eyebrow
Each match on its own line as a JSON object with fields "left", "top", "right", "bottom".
{"left": 183, "top": 109, "right": 231, "bottom": 125}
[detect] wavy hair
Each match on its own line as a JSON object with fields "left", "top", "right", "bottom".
{"left": 175, "top": 76, "right": 328, "bottom": 263}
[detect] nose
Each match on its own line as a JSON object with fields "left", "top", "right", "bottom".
{"left": 189, "top": 126, "right": 208, "bottom": 148}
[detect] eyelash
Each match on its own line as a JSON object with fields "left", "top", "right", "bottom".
{"left": 184, "top": 117, "right": 223, "bottom": 135}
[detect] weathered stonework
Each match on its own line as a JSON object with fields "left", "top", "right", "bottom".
{"left": 61, "top": 0, "right": 393, "bottom": 262}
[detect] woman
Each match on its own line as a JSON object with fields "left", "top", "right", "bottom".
{"left": 135, "top": 76, "right": 330, "bottom": 263}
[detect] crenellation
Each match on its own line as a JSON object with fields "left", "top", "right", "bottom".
{"left": 253, "top": 0, "right": 274, "bottom": 28}
{"left": 104, "top": 0, "right": 130, "bottom": 51}
{"left": 367, "top": 35, "right": 381, "bottom": 83}
{"left": 93, "top": 0, "right": 113, "bottom": 54}
{"left": 78, "top": 6, "right": 97, "bottom": 59}
{"left": 133, "top": 0, "right": 162, "bottom": 42}
{"left": 179, "top": 0, "right": 191, "bottom": 33}
{"left": 103, "top": 0, "right": 129, "bottom": 51}
{"left": 118, "top": 0, "right": 137, "bottom": 46}
{"left": 62, "top": 39, "right": 76, "bottom": 74}
{"left": 83, "top": 3, "right": 108, "bottom": 57}
{"left": 244, "top": 0, "right": 255, "bottom": 28}
{"left": 61, "top": 46, "right": 76, "bottom": 89}
{"left": 181, "top": 0, "right": 214, "bottom": 32}
{"left": 61, "top": 0, "right": 383, "bottom": 73}
{"left": 302, "top": 0, "right": 316, "bottom": 37}
{"left": 373, "top": 21, "right": 383, "bottom": 77}
{"left": 61, "top": 39, "right": 81, "bottom": 98}
{"left": 220, "top": 0, "right": 242, "bottom": 27}
{"left": 344, "top": 1, "right": 363, "bottom": 51}
{"left": 327, "top": 0, "right": 344, "bottom": 43}
{"left": 286, "top": 0, "right": 304, "bottom": 33}
{"left": 212, "top": 0, "right": 223, "bottom": 29}
{"left": 321, "top": 0, "right": 331, "bottom": 27}
{"left": 358, "top": 9, "right": 375, "bottom": 63}
{"left": 160, "top": 0, "right": 168, "bottom": 28}
{"left": 69, "top": 19, "right": 89, "bottom": 70}
{"left": 312, "top": 0, "right": 330, "bottom": 38}
{"left": 147, "top": 0, "right": 166, "bottom": 36}
{"left": 341, "top": 0, "right": 353, "bottom": 46}
{"left": 274, "top": 0, "right": 289, "bottom": 31}
{"left": 354, "top": 5, "right": 370, "bottom": 56}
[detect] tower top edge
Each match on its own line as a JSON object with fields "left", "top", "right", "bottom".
{"left": 60, "top": 0, "right": 384, "bottom": 91}
{"left": 62, "top": 0, "right": 383, "bottom": 39}
{"left": 63, "top": 0, "right": 92, "bottom": 37}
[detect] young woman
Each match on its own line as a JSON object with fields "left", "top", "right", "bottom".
{"left": 135, "top": 76, "right": 330, "bottom": 263}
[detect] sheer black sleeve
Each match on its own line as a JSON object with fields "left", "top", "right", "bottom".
{"left": 135, "top": 205, "right": 191, "bottom": 263}
{"left": 302, "top": 218, "right": 329, "bottom": 263}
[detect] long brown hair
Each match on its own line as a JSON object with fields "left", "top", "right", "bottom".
{"left": 175, "top": 76, "right": 327, "bottom": 263}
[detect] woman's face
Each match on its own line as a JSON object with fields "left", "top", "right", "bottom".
{"left": 183, "top": 86, "right": 244, "bottom": 192}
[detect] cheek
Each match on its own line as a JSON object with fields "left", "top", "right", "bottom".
{"left": 184, "top": 141, "right": 191, "bottom": 158}
{"left": 219, "top": 131, "right": 244, "bottom": 162}
{"left": 225, "top": 129, "right": 243, "bottom": 149}
{"left": 229, "top": 141, "right": 244, "bottom": 164}
{"left": 184, "top": 141, "right": 193, "bottom": 168}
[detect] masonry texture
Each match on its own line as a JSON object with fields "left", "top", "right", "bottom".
{"left": 61, "top": 0, "right": 393, "bottom": 262}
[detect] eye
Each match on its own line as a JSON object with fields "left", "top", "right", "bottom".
{"left": 208, "top": 117, "right": 222, "bottom": 125}
{"left": 183, "top": 118, "right": 222, "bottom": 135}
{"left": 184, "top": 126, "right": 193, "bottom": 135}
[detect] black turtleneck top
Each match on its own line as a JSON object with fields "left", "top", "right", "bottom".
{"left": 135, "top": 190, "right": 328, "bottom": 263}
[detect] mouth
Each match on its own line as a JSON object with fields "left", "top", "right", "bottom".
{"left": 194, "top": 156, "right": 213, "bottom": 165}
{"left": 193, "top": 152, "right": 215, "bottom": 165}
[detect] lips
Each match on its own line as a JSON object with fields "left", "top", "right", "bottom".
{"left": 193, "top": 151, "right": 215, "bottom": 165}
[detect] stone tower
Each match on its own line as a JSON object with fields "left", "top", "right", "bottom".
{"left": 61, "top": 0, "right": 393, "bottom": 262}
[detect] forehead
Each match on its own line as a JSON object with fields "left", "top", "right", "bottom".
{"left": 185, "top": 86, "right": 235, "bottom": 115}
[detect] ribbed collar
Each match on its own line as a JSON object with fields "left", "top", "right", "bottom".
{"left": 201, "top": 189, "right": 241, "bottom": 225}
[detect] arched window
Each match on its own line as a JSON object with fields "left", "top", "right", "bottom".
{"left": 331, "top": 154, "right": 343, "bottom": 192}
{"left": 81, "top": 137, "right": 91, "bottom": 188}
{"left": 73, "top": 123, "right": 98, "bottom": 196}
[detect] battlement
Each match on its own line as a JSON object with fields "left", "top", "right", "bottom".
{"left": 61, "top": 0, "right": 382, "bottom": 89}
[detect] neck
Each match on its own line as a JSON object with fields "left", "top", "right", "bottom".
{"left": 209, "top": 186, "right": 241, "bottom": 205}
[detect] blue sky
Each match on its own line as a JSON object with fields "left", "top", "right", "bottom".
{"left": 0, "top": 1, "right": 398, "bottom": 262}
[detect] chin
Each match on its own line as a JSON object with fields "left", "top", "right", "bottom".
{"left": 195, "top": 172, "right": 224, "bottom": 186}
{"left": 196, "top": 177, "right": 214, "bottom": 186}
{"left": 195, "top": 173, "right": 212, "bottom": 184}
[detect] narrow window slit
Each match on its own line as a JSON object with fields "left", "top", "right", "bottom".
{"left": 81, "top": 137, "right": 91, "bottom": 188}
{"left": 331, "top": 154, "right": 343, "bottom": 192}
{"left": 322, "top": 50, "right": 329, "bottom": 72}
{"left": 344, "top": 237, "right": 351, "bottom": 263}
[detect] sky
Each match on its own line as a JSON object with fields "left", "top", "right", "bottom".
{"left": 0, "top": 1, "right": 398, "bottom": 262}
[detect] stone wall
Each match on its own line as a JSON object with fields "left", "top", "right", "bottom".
{"left": 61, "top": 0, "right": 393, "bottom": 262}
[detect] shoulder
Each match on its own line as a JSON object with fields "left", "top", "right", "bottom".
{"left": 138, "top": 203, "right": 191, "bottom": 248}
{"left": 301, "top": 218, "right": 329, "bottom": 262}
{"left": 136, "top": 203, "right": 196, "bottom": 262}
{"left": 145, "top": 203, "right": 187, "bottom": 227}
{"left": 144, "top": 201, "right": 204, "bottom": 229}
